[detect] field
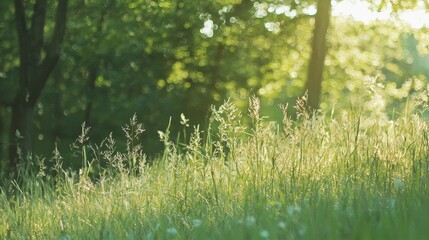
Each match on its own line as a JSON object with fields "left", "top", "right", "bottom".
{"left": 1, "top": 97, "right": 429, "bottom": 240}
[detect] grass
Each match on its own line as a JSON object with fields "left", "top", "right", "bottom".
{"left": 1, "top": 96, "right": 429, "bottom": 240}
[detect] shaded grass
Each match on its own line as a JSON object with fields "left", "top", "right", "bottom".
{"left": 1, "top": 97, "right": 429, "bottom": 239}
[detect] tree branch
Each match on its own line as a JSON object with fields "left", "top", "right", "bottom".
{"left": 14, "top": 0, "right": 29, "bottom": 88}
{"left": 30, "top": 0, "right": 47, "bottom": 64}
{"left": 29, "top": 0, "right": 68, "bottom": 107}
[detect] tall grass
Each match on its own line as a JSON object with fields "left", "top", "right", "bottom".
{"left": 1, "top": 96, "right": 429, "bottom": 240}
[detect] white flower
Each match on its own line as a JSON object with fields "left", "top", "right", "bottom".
{"left": 146, "top": 232, "right": 153, "bottom": 240}
{"left": 180, "top": 113, "right": 189, "bottom": 127}
{"left": 393, "top": 178, "right": 405, "bottom": 190}
{"left": 298, "top": 225, "right": 307, "bottom": 236}
{"left": 287, "top": 205, "right": 301, "bottom": 216}
{"left": 166, "top": 227, "right": 177, "bottom": 235}
{"left": 244, "top": 216, "right": 256, "bottom": 227}
{"left": 388, "top": 199, "right": 396, "bottom": 208}
{"left": 59, "top": 235, "right": 72, "bottom": 240}
{"left": 192, "top": 219, "right": 202, "bottom": 228}
{"left": 277, "top": 221, "right": 287, "bottom": 229}
{"left": 259, "top": 230, "right": 269, "bottom": 239}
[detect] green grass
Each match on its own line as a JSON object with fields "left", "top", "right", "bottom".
{"left": 1, "top": 97, "right": 429, "bottom": 240}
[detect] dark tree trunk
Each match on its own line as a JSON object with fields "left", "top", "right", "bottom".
{"left": 9, "top": 97, "right": 34, "bottom": 170}
{"left": 304, "top": 0, "right": 331, "bottom": 110}
{"left": 52, "top": 63, "right": 63, "bottom": 140}
{"left": 0, "top": 109, "right": 4, "bottom": 172}
{"left": 9, "top": 0, "right": 68, "bottom": 173}
{"left": 84, "top": 64, "right": 98, "bottom": 124}
{"left": 83, "top": 3, "right": 110, "bottom": 125}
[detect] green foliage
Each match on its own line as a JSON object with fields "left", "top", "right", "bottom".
{"left": 0, "top": 1, "right": 18, "bottom": 105}
{"left": 1, "top": 0, "right": 429, "bottom": 168}
{"left": 367, "top": 0, "right": 425, "bottom": 12}
{"left": 323, "top": 18, "right": 429, "bottom": 116}
{"left": 1, "top": 0, "right": 429, "bottom": 237}
{"left": 1, "top": 99, "right": 429, "bottom": 239}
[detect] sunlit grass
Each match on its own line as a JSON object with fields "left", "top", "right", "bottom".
{"left": 1, "top": 96, "right": 429, "bottom": 239}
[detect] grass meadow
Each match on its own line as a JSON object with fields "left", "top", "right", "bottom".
{"left": 1, "top": 96, "right": 429, "bottom": 240}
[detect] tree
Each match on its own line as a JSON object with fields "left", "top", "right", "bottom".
{"left": 304, "top": 0, "right": 331, "bottom": 110}
{"left": 9, "top": 0, "right": 68, "bottom": 172}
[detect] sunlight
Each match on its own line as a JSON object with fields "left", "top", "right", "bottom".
{"left": 332, "top": 1, "right": 390, "bottom": 23}
{"left": 400, "top": 9, "right": 429, "bottom": 28}
{"left": 333, "top": 0, "right": 429, "bottom": 28}
{"left": 200, "top": 19, "right": 214, "bottom": 37}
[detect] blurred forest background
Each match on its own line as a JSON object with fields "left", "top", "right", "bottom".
{"left": 0, "top": 0, "right": 428, "bottom": 175}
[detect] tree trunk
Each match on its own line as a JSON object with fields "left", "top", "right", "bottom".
{"left": 83, "top": 2, "right": 110, "bottom": 125}
{"left": 9, "top": 0, "right": 68, "bottom": 173}
{"left": 8, "top": 97, "right": 34, "bottom": 170}
{"left": 304, "top": 0, "right": 331, "bottom": 110}
{"left": 0, "top": 109, "right": 4, "bottom": 172}
{"left": 52, "top": 62, "right": 63, "bottom": 140}
{"left": 84, "top": 64, "right": 98, "bottom": 124}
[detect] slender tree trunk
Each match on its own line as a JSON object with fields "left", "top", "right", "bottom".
{"left": 52, "top": 63, "right": 63, "bottom": 140}
{"left": 9, "top": 97, "right": 34, "bottom": 170}
{"left": 0, "top": 109, "right": 4, "bottom": 172}
{"left": 83, "top": 2, "right": 110, "bottom": 124}
{"left": 9, "top": 0, "right": 68, "bottom": 173}
{"left": 84, "top": 64, "right": 98, "bottom": 124}
{"left": 304, "top": 0, "right": 331, "bottom": 110}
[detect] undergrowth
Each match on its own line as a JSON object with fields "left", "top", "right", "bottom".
{"left": 1, "top": 96, "right": 429, "bottom": 240}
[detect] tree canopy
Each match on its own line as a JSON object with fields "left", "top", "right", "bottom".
{"left": 0, "top": 0, "right": 428, "bottom": 175}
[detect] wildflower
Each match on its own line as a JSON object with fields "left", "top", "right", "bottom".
{"left": 146, "top": 232, "right": 153, "bottom": 240}
{"left": 58, "top": 234, "right": 72, "bottom": 240}
{"left": 298, "top": 225, "right": 307, "bottom": 236}
{"left": 393, "top": 178, "right": 405, "bottom": 191}
{"left": 180, "top": 113, "right": 190, "bottom": 127}
{"left": 388, "top": 199, "right": 396, "bottom": 208}
{"left": 277, "top": 221, "right": 287, "bottom": 229}
{"left": 244, "top": 216, "right": 256, "bottom": 227}
{"left": 287, "top": 205, "right": 301, "bottom": 216}
{"left": 166, "top": 227, "right": 177, "bottom": 235}
{"left": 266, "top": 200, "right": 282, "bottom": 210}
{"left": 259, "top": 230, "right": 269, "bottom": 239}
{"left": 192, "top": 219, "right": 202, "bottom": 228}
